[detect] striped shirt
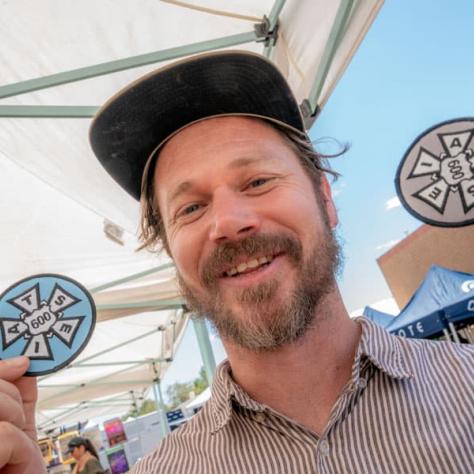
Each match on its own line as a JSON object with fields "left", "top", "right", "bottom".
{"left": 132, "top": 317, "right": 474, "bottom": 473}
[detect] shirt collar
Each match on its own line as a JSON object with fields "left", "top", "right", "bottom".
{"left": 209, "top": 317, "right": 413, "bottom": 433}
{"left": 209, "top": 360, "right": 266, "bottom": 434}
{"left": 354, "top": 316, "right": 414, "bottom": 381}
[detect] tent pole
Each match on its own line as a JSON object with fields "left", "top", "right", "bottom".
{"left": 0, "top": 105, "right": 97, "bottom": 118}
{"left": 39, "top": 380, "right": 152, "bottom": 388}
{"left": 73, "top": 358, "right": 165, "bottom": 368}
{"left": 38, "top": 362, "right": 147, "bottom": 405}
{"left": 263, "top": 0, "right": 287, "bottom": 58}
{"left": 38, "top": 326, "right": 163, "bottom": 382}
{"left": 90, "top": 263, "right": 175, "bottom": 293}
{"left": 38, "top": 393, "right": 132, "bottom": 430}
{"left": 466, "top": 325, "right": 474, "bottom": 343}
{"left": 152, "top": 368, "right": 170, "bottom": 437}
{"left": 130, "top": 390, "right": 139, "bottom": 418}
{"left": 38, "top": 404, "right": 89, "bottom": 430}
{"left": 448, "top": 322, "right": 461, "bottom": 343}
{"left": 192, "top": 316, "right": 217, "bottom": 385}
{"left": 300, "top": 0, "right": 354, "bottom": 126}
{"left": 96, "top": 298, "right": 183, "bottom": 311}
{"left": 0, "top": 31, "right": 259, "bottom": 100}
{"left": 442, "top": 329, "right": 451, "bottom": 341}
{"left": 266, "top": 0, "right": 287, "bottom": 31}
{"left": 77, "top": 401, "right": 132, "bottom": 406}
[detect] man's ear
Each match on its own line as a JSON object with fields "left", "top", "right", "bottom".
{"left": 320, "top": 174, "right": 338, "bottom": 228}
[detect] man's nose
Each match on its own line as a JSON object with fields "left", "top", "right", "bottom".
{"left": 209, "top": 189, "right": 261, "bottom": 243}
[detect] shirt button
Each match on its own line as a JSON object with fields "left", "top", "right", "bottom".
{"left": 319, "top": 439, "right": 330, "bottom": 456}
{"left": 254, "top": 412, "right": 266, "bottom": 423}
{"left": 358, "top": 377, "right": 367, "bottom": 389}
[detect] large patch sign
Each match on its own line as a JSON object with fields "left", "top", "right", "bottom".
{"left": 396, "top": 118, "right": 474, "bottom": 227}
{"left": 0, "top": 274, "right": 96, "bottom": 376}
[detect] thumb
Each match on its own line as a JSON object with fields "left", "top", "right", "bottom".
{"left": 0, "top": 357, "right": 30, "bottom": 381}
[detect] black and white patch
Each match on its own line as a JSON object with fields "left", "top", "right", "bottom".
{"left": 396, "top": 118, "right": 474, "bottom": 226}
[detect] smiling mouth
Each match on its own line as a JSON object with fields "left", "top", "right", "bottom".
{"left": 222, "top": 254, "right": 280, "bottom": 278}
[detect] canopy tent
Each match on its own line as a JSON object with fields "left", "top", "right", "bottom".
{"left": 36, "top": 307, "right": 189, "bottom": 433}
{"left": 439, "top": 270, "right": 474, "bottom": 327}
{"left": 362, "top": 306, "right": 395, "bottom": 328}
{"left": 386, "top": 265, "right": 474, "bottom": 339}
{"left": 182, "top": 387, "right": 211, "bottom": 412}
{"left": 0, "top": 0, "right": 384, "bottom": 432}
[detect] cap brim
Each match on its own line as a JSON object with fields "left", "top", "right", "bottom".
{"left": 89, "top": 51, "right": 304, "bottom": 201}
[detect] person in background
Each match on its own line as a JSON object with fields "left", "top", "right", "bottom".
{"left": 67, "top": 436, "right": 104, "bottom": 474}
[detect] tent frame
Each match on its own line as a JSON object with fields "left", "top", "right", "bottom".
{"left": 152, "top": 362, "right": 171, "bottom": 437}
{"left": 0, "top": 0, "right": 354, "bottom": 128}
{"left": 2, "top": 0, "right": 361, "bottom": 430}
{"left": 39, "top": 392, "right": 135, "bottom": 431}
{"left": 38, "top": 325, "right": 167, "bottom": 382}
{"left": 192, "top": 317, "right": 217, "bottom": 384}
{"left": 36, "top": 258, "right": 215, "bottom": 430}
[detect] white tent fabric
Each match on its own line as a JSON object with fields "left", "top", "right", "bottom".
{"left": 0, "top": 0, "right": 383, "bottom": 431}
{"left": 183, "top": 386, "right": 211, "bottom": 411}
{"left": 36, "top": 308, "right": 189, "bottom": 431}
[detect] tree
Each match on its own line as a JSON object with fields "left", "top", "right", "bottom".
{"left": 165, "top": 381, "right": 194, "bottom": 409}
{"left": 165, "top": 367, "right": 209, "bottom": 410}
{"left": 193, "top": 366, "right": 209, "bottom": 394}
{"left": 122, "top": 367, "right": 211, "bottom": 418}
{"left": 138, "top": 399, "right": 157, "bottom": 417}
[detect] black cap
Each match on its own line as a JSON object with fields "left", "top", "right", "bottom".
{"left": 66, "top": 436, "right": 85, "bottom": 453}
{"left": 89, "top": 51, "right": 305, "bottom": 201}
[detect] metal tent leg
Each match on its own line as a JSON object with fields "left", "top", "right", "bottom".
{"left": 0, "top": 32, "right": 259, "bottom": 100}
{"left": 300, "top": 0, "right": 354, "bottom": 127}
{"left": 153, "top": 379, "right": 170, "bottom": 437}
{"left": 448, "top": 322, "right": 461, "bottom": 343}
{"left": 192, "top": 316, "right": 217, "bottom": 385}
{"left": 442, "top": 328, "right": 451, "bottom": 341}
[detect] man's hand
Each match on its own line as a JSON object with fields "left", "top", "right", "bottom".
{"left": 0, "top": 356, "right": 45, "bottom": 474}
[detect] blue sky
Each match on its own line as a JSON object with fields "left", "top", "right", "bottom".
{"left": 311, "top": 0, "right": 474, "bottom": 311}
{"left": 316, "top": 0, "right": 474, "bottom": 312}
{"left": 161, "top": 0, "right": 474, "bottom": 399}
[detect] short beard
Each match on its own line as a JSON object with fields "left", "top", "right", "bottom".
{"left": 178, "top": 227, "right": 341, "bottom": 352}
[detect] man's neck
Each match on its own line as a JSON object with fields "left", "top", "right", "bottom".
{"left": 222, "top": 291, "right": 361, "bottom": 436}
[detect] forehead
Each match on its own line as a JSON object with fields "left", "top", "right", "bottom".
{"left": 153, "top": 116, "right": 297, "bottom": 186}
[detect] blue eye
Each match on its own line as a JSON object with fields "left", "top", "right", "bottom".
{"left": 182, "top": 203, "right": 201, "bottom": 215}
{"left": 249, "top": 178, "right": 268, "bottom": 188}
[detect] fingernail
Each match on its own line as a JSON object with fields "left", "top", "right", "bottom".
{"left": 3, "top": 356, "right": 28, "bottom": 367}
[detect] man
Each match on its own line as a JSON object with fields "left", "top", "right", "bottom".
{"left": 0, "top": 51, "right": 472, "bottom": 474}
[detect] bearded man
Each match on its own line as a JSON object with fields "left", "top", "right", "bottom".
{"left": 0, "top": 52, "right": 472, "bottom": 474}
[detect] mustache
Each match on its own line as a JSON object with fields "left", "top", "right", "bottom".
{"left": 201, "top": 233, "right": 303, "bottom": 286}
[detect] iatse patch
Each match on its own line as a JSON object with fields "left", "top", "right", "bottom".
{"left": 396, "top": 118, "right": 474, "bottom": 227}
{"left": 0, "top": 274, "right": 96, "bottom": 376}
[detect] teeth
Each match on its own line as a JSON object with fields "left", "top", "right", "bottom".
{"left": 225, "top": 255, "right": 274, "bottom": 277}
{"left": 247, "top": 259, "right": 259, "bottom": 269}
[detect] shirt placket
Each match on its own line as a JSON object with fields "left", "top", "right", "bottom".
{"left": 241, "top": 405, "right": 322, "bottom": 472}
{"left": 315, "top": 362, "right": 373, "bottom": 473}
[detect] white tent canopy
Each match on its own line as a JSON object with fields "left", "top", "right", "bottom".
{"left": 0, "top": 0, "right": 383, "bottom": 432}
{"left": 36, "top": 309, "right": 189, "bottom": 432}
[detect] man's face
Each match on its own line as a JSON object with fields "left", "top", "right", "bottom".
{"left": 154, "top": 117, "right": 340, "bottom": 350}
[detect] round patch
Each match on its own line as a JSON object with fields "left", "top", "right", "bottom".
{"left": 0, "top": 274, "right": 96, "bottom": 376}
{"left": 395, "top": 118, "right": 474, "bottom": 227}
